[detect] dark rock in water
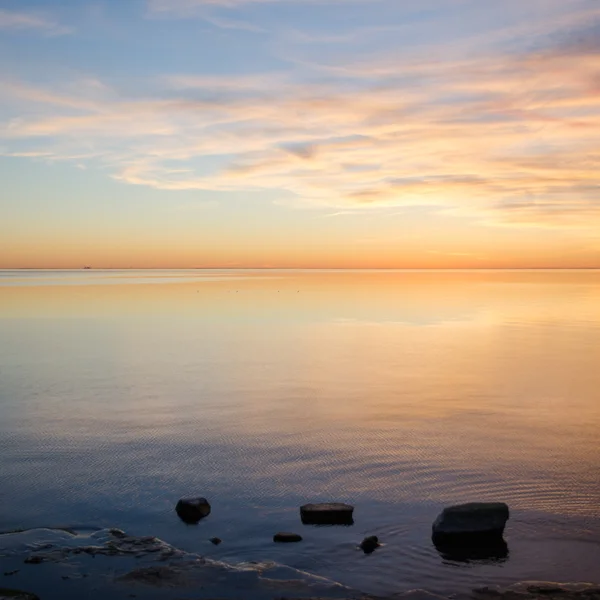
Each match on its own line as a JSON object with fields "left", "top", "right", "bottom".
{"left": 175, "top": 497, "right": 211, "bottom": 523}
{"left": 273, "top": 532, "right": 303, "bottom": 543}
{"left": 359, "top": 535, "right": 380, "bottom": 554}
{"left": 432, "top": 502, "right": 509, "bottom": 541}
{"left": 209, "top": 537, "right": 222, "bottom": 545}
{"left": 300, "top": 503, "right": 354, "bottom": 525}
{"left": 0, "top": 589, "right": 40, "bottom": 600}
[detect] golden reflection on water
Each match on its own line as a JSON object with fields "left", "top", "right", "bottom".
{"left": 1, "top": 270, "right": 600, "bottom": 518}
{"left": 3, "top": 269, "right": 600, "bottom": 321}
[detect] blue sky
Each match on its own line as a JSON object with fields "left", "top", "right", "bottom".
{"left": 1, "top": 0, "right": 599, "bottom": 267}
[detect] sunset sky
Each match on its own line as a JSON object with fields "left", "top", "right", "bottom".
{"left": 1, "top": 0, "right": 599, "bottom": 268}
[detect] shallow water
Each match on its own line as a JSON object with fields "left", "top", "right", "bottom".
{"left": 1, "top": 269, "right": 599, "bottom": 596}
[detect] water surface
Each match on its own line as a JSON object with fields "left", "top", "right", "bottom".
{"left": 1, "top": 270, "right": 599, "bottom": 596}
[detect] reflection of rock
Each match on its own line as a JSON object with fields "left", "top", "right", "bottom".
{"left": 360, "top": 536, "right": 380, "bottom": 554}
{"left": 432, "top": 503, "right": 509, "bottom": 540}
{"left": 175, "top": 497, "right": 211, "bottom": 523}
{"left": 273, "top": 532, "right": 303, "bottom": 543}
{"left": 434, "top": 535, "right": 508, "bottom": 563}
{"left": 0, "top": 589, "right": 40, "bottom": 600}
{"left": 300, "top": 503, "right": 354, "bottom": 525}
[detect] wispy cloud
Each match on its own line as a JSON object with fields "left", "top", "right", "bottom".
{"left": 200, "top": 13, "right": 265, "bottom": 32}
{"left": 0, "top": 8, "right": 71, "bottom": 35}
{"left": 1, "top": 2, "right": 599, "bottom": 230}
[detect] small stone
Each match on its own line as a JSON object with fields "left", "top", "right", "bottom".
{"left": 23, "top": 557, "right": 44, "bottom": 565}
{"left": 209, "top": 537, "right": 222, "bottom": 545}
{"left": 175, "top": 497, "right": 211, "bottom": 523}
{"left": 109, "top": 528, "right": 127, "bottom": 539}
{"left": 300, "top": 502, "right": 354, "bottom": 525}
{"left": 360, "top": 535, "right": 380, "bottom": 553}
{"left": 273, "top": 532, "right": 303, "bottom": 543}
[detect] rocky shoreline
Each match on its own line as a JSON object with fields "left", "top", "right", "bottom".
{"left": 1, "top": 527, "right": 599, "bottom": 600}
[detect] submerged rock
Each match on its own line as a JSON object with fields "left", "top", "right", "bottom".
{"left": 300, "top": 503, "right": 354, "bottom": 525}
{"left": 20, "top": 529, "right": 182, "bottom": 565}
{"left": 359, "top": 535, "right": 380, "bottom": 554}
{"left": 473, "top": 582, "right": 600, "bottom": 600}
{"left": 1, "top": 527, "right": 355, "bottom": 599}
{"left": 273, "top": 532, "right": 303, "bottom": 543}
{"left": 392, "top": 590, "right": 449, "bottom": 600}
{"left": 432, "top": 502, "right": 509, "bottom": 541}
{"left": 0, "top": 589, "right": 40, "bottom": 600}
{"left": 175, "top": 497, "right": 211, "bottom": 524}
{"left": 118, "top": 565, "right": 189, "bottom": 588}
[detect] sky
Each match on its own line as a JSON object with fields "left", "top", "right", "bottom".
{"left": 1, "top": 0, "right": 599, "bottom": 269}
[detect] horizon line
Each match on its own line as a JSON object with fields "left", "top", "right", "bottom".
{"left": 2, "top": 267, "right": 600, "bottom": 272}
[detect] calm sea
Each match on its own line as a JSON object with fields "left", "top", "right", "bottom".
{"left": 1, "top": 270, "right": 599, "bottom": 595}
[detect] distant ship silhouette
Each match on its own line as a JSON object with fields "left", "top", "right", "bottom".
{"left": 83, "top": 266, "right": 92, "bottom": 269}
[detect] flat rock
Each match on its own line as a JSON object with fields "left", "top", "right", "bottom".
{"left": 432, "top": 502, "right": 509, "bottom": 540}
{"left": 274, "top": 532, "right": 303, "bottom": 543}
{"left": 175, "top": 497, "right": 211, "bottom": 524}
{"left": 300, "top": 503, "right": 354, "bottom": 525}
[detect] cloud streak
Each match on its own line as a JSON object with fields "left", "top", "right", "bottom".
{"left": 0, "top": 8, "right": 70, "bottom": 35}
{"left": 148, "top": 0, "right": 376, "bottom": 11}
